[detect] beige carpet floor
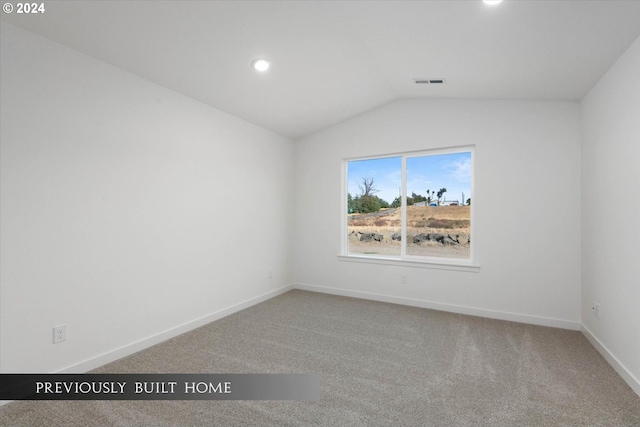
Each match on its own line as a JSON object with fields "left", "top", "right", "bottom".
{"left": 1, "top": 289, "right": 639, "bottom": 426}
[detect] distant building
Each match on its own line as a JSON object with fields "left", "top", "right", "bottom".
{"left": 411, "top": 199, "right": 461, "bottom": 207}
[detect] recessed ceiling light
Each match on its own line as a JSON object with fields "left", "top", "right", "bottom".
{"left": 251, "top": 58, "right": 271, "bottom": 72}
{"left": 483, "top": 0, "right": 503, "bottom": 5}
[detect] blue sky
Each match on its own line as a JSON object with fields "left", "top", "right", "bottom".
{"left": 347, "top": 152, "right": 472, "bottom": 205}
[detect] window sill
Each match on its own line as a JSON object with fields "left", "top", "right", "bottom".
{"left": 338, "top": 254, "right": 480, "bottom": 272}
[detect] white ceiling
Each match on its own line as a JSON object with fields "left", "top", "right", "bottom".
{"left": 4, "top": 0, "right": 640, "bottom": 139}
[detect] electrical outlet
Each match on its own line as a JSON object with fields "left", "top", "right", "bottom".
{"left": 401, "top": 275, "right": 408, "bottom": 285}
{"left": 53, "top": 325, "right": 67, "bottom": 343}
{"left": 591, "top": 303, "right": 601, "bottom": 319}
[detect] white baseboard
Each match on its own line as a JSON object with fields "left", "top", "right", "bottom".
{"left": 1, "top": 286, "right": 293, "bottom": 407}
{"left": 58, "top": 284, "right": 294, "bottom": 375}
{"left": 581, "top": 324, "right": 640, "bottom": 397}
{"left": 4, "top": 284, "right": 637, "bottom": 409}
{"left": 293, "top": 283, "right": 581, "bottom": 331}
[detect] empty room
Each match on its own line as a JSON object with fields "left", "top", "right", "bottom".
{"left": 1, "top": 0, "right": 639, "bottom": 426}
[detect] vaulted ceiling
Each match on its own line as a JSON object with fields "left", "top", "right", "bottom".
{"left": 4, "top": 1, "right": 640, "bottom": 139}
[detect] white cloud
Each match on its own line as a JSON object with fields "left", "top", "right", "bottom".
{"left": 448, "top": 158, "right": 471, "bottom": 183}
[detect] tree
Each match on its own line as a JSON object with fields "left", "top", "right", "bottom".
{"left": 350, "top": 177, "right": 387, "bottom": 213}
{"left": 357, "top": 195, "right": 381, "bottom": 213}
{"left": 411, "top": 192, "right": 426, "bottom": 204}
{"left": 466, "top": 198, "right": 471, "bottom": 206}
{"left": 349, "top": 193, "right": 389, "bottom": 214}
{"left": 359, "top": 177, "right": 378, "bottom": 197}
{"left": 436, "top": 187, "right": 447, "bottom": 205}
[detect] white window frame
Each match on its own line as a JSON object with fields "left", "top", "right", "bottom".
{"left": 339, "top": 145, "right": 479, "bottom": 272}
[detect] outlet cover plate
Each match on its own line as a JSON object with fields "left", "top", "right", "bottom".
{"left": 54, "top": 325, "right": 67, "bottom": 343}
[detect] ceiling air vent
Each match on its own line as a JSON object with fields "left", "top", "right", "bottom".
{"left": 414, "top": 78, "right": 446, "bottom": 85}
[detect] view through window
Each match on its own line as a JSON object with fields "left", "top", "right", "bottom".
{"left": 346, "top": 148, "right": 472, "bottom": 261}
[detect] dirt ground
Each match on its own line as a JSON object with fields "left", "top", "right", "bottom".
{"left": 347, "top": 205, "right": 471, "bottom": 259}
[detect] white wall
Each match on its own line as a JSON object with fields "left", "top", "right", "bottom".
{"left": 0, "top": 22, "right": 295, "bottom": 373}
{"left": 294, "top": 99, "right": 582, "bottom": 328}
{"left": 5, "top": 15, "right": 635, "bottom": 396}
{"left": 581, "top": 35, "right": 640, "bottom": 393}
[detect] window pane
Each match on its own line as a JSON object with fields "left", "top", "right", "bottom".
{"left": 347, "top": 157, "right": 401, "bottom": 256}
{"left": 406, "top": 152, "right": 471, "bottom": 259}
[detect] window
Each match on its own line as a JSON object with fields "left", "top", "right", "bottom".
{"left": 343, "top": 147, "right": 474, "bottom": 266}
